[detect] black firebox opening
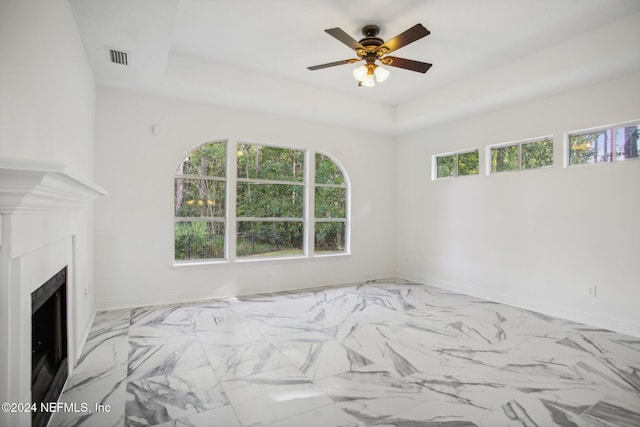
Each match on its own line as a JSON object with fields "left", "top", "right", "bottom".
{"left": 31, "top": 267, "right": 68, "bottom": 427}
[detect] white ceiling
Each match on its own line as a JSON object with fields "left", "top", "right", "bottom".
{"left": 69, "top": 0, "right": 640, "bottom": 135}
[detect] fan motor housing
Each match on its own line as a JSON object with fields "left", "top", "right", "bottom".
{"left": 359, "top": 24, "right": 384, "bottom": 48}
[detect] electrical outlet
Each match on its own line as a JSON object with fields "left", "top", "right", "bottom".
{"left": 587, "top": 285, "right": 597, "bottom": 298}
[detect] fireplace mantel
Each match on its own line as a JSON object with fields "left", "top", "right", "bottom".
{"left": 0, "top": 158, "right": 106, "bottom": 426}
{"left": 0, "top": 157, "right": 107, "bottom": 214}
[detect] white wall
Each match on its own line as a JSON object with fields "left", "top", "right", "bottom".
{"left": 94, "top": 88, "right": 396, "bottom": 309}
{"left": 395, "top": 72, "right": 640, "bottom": 337}
{"left": 0, "top": 0, "right": 97, "bottom": 423}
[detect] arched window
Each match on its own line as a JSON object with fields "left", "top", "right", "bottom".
{"left": 315, "top": 153, "right": 349, "bottom": 254}
{"left": 174, "top": 141, "right": 226, "bottom": 261}
{"left": 174, "top": 141, "right": 349, "bottom": 263}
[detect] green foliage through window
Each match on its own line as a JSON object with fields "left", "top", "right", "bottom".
{"left": 175, "top": 179, "right": 225, "bottom": 218}
{"left": 522, "top": 139, "right": 554, "bottom": 169}
{"left": 237, "top": 183, "right": 303, "bottom": 218}
{"left": 491, "top": 138, "right": 553, "bottom": 173}
{"left": 237, "top": 144, "right": 304, "bottom": 181}
{"left": 175, "top": 142, "right": 349, "bottom": 261}
{"left": 315, "top": 153, "right": 347, "bottom": 254}
{"left": 459, "top": 151, "right": 480, "bottom": 175}
{"left": 236, "top": 143, "right": 307, "bottom": 258}
{"left": 436, "top": 155, "right": 456, "bottom": 178}
{"left": 175, "top": 221, "right": 225, "bottom": 261}
{"left": 237, "top": 221, "right": 303, "bottom": 257}
{"left": 315, "top": 187, "right": 346, "bottom": 218}
{"left": 177, "top": 142, "right": 226, "bottom": 177}
{"left": 435, "top": 150, "right": 479, "bottom": 179}
{"left": 316, "top": 153, "right": 345, "bottom": 185}
{"left": 315, "top": 222, "right": 346, "bottom": 253}
{"left": 175, "top": 141, "right": 227, "bottom": 260}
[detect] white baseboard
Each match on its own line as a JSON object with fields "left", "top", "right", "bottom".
{"left": 397, "top": 271, "right": 640, "bottom": 338}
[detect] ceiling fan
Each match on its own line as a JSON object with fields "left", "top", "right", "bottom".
{"left": 307, "top": 23, "right": 432, "bottom": 87}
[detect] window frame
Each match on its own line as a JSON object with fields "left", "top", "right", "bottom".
{"left": 313, "top": 152, "right": 350, "bottom": 256}
{"left": 174, "top": 140, "right": 228, "bottom": 263}
{"left": 235, "top": 142, "right": 306, "bottom": 260}
{"left": 564, "top": 119, "right": 640, "bottom": 168}
{"left": 486, "top": 136, "right": 554, "bottom": 175}
{"left": 173, "top": 139, "right": 351, "bottom": 266}
{"left": 432, "top": 148, "right": 480, "bottom": 180}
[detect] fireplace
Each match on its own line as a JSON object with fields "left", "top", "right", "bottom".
{"left": 0, "top": 158, "right": 105, "bottom": 427}
{"left": 31, "top": 267, "right": 68, "bottom": 427}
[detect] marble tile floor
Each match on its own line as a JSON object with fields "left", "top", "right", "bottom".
{"left": 48, "top": 279, "right": 640, "bottom": 427}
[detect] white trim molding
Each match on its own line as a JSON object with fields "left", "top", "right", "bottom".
{"left": 0, "top": 157, "right": 107, "bottom": 214}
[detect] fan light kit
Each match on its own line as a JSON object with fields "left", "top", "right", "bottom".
{"left": 308, "top": 24, "right": 432, "bottom": 87}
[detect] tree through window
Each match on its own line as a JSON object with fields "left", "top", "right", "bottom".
{"left": 174, "top": 141, "right": 350, "bottom": 262}
{"left": 174, "top": 141, "right": 226, "bottom": 261}
{"left": 315, "top": 153, "right": 348, "bottom": 254}
{"left": 433, "top": 150, "right": 479, "bottom": 179}
{"left": 236, "top": 143, "right": 305, "bottom": 258}
{"left": 490, "top": 137, "right": 553, "bottom": 173}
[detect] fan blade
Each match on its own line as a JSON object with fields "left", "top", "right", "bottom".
{"left": 379, "top": 24, "right": 430, "bottom": 54}
{"left": 307, "top": 59, "right": 359, "bottom": 71}
{"left": 383, "top": 56, "right": 432, "bottom": 73}
{"left": 325, "top": 28, "right": 365, "bottom": 51}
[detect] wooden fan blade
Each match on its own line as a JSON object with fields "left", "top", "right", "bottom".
{"left": 325, "top": 28, "right": 365, "bottom": 51}
{"left": 383, "top": 56, "right": 432, "bottom": 73}
{"left": 379, "top": 24, "right": 430, "bottom": 54}
{"left": 307, "top": 59, "right": 359, "bottom": 71}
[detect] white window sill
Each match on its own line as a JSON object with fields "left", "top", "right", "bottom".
{"left": 171, "top": 252, "right": 351, "bottom": 269}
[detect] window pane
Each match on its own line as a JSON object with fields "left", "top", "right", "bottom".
{"left": 237, "top": 183, "right": 303, "bottom": 218}
{"left": 615, "top": 126, "right": 640, "bottom": 161}
{"left": 569, "top": 131, "right": 612, "bottom": 165}
{"left": 315, "top": 187, "right": 346, "bottom": 218}
{"left": 237, "top": 144, "right": 304, "bottom": 181}
{"left": 175, "top": 221, "right": 224, "bottom": 260}
{"left": 237, "top": 221, "right": 303, "bottom": 257}
{"left": 522, "top": 139, "right": 553, "bottom": 170}
{"left": 458, "top": 151, "right": 479, "bottom": 176}
{"left": 175, "top": 179, "right": 225, "bottom": 217}
{"left": 436, "top": 155, "right": 456, "bottom": 178}
{"left": 315, "top": 153, "right": 344, "bottom": 185}
{"left": 315, "top": 222, "right": 346, "bottom": 254}
{"left": 176, "top": 141, "right": 226, "bottom": 177}
{"left": 491, "top": 145, "right": 519, "bottom": 173}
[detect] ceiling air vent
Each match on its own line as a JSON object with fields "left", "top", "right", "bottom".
{"left": 108, "top": 48, "right": 129, "bottom": 66}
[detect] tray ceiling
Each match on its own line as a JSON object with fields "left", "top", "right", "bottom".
{"left": 69, "top": 0, "right": 640, "bottom": 135}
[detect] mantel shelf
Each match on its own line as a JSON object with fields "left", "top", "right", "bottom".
{"left": 0, "top": 157, "right": 107, "bottom": 214}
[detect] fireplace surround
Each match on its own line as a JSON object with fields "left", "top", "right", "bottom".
{"left": 0, "top": 158, "right": 106, "bottom": 426}
{"left": 31, "top": 267, "right": 68, "bottom": 427}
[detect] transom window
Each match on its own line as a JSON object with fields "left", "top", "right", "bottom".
{"left": 174, "top": 140, "right": 349, "bottom": 263}
{"left": 489, "top": 137, "right": 553, "bottom": 174}
{"left": 433, "top": 149, "right": 479, "bottom": 179}
{"left": 567, "top": 121, "right": 640, "bottom": 166}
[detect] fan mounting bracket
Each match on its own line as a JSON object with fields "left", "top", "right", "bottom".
{"left": 361, "top": 25, "right": 380, "bottom": 37}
